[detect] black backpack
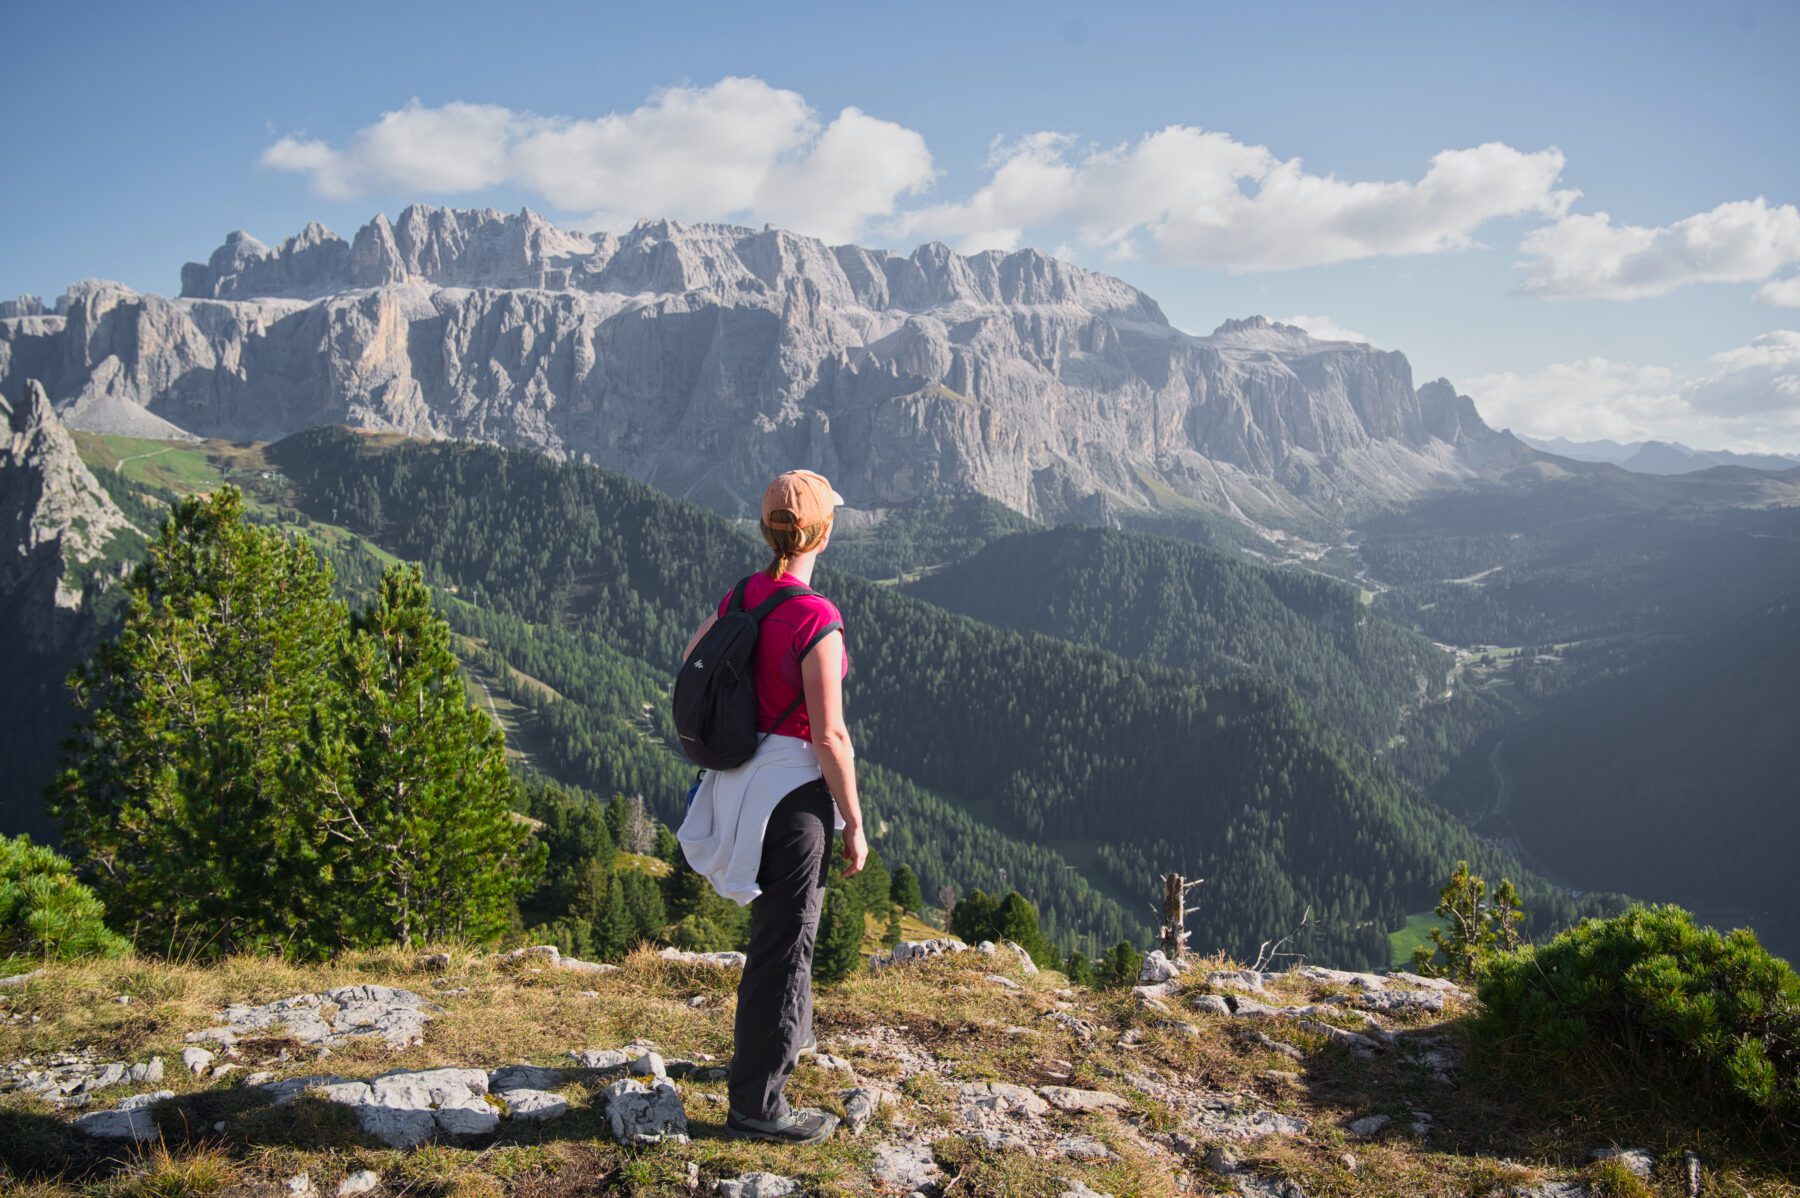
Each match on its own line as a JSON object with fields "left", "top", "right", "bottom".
{"left": 672, "top": 576, "right": 842, "bottom": 770}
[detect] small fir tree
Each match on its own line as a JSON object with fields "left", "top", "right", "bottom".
{"left": 619, "top": 871, "right": 666, "bottom": 943}
{"left": 851, "top": 842, "right": 890, "bottom": 917}
{"left": 813, "top": 882, "right": 866, "bottom": 983}
{"left": 883, "top": 903, "right": 904, "bottom": 949}
{"left": 1098, "top": 940, "right": 1143, "bottom": 989}
{"left": 994, "top": 890, "right": 1051, "bottom": 965}
{"left": 949, "top": 888, "right": 1000, "bottom": 944}
{"left": 890, "top": 865, "right": 924, "bottom": 916}
{"left": 591, "top": 870, "right": 632, "bottom": 960}
{"left": 318, "top": 564, "right": 539, "bottom": 947}
{"left": 1412, "top": 861, "right": 1526, "bottom": 982}
{"left": 1064, "top": 949, "right": 1096, "bottom": 988}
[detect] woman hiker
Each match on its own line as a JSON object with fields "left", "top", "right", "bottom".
{"left": 675, "top": 468, "right": 868, "bottom": 1144}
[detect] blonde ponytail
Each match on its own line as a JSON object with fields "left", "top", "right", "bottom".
{"left": 761, "top": 509, "right": 830, "bottom": 580}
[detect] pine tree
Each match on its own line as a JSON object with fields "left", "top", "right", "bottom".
{"left": 890, "top": 865, "right": 924, "bottom": 915}
{"left": 0, "top": 835, "right": 129, "bottom": 970}
{"left": 1064, "top": 949, "right": 1096, "bottom": 988}
{"left": 605, "top": 795, "right": 630, "bottom": 850}
{"left": 949, "top": 888, "right": 1000, "bottom": 944}
{"left": 883, "top": 903, "right": 904, "bottom": 949}
{"left": 852, "top": 842, "right": 890, "bottom": 917}
{"left": 620, "top": 870, "right": 666, "bottom": 943}
{"left": 52, "top": 488, "right": 348, "bottom": 957}
{"left": 814, "top": 883, "right": 865, "bottom": 983}
{"left": 666, "top": 856, "right": 724, "bottom": 925}
{"left": 317, "top": 564, "right": 540, "bottom": 947}
{"left": 1412, "top": 861, "right": 1527, "bottom": 982}
{"left": 994, "top": 890, "right": 1049, "bottom": 964}
{"left": 592, "top": 870, "right": 632, "bottom": 960}
{"left": 654, "top": 824, "right": 681, "bottom": 865}
{"left": 1098, "top": 941, "right": 1142, "bottom": 989}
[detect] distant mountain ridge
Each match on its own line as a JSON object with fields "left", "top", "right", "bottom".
{"left": 1, "top": 205, "right": 1524, "bottom": 530}
{"left": 1520, "top": 433, "right": 1800, "bottom": 475}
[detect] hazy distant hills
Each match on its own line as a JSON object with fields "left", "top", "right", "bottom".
{"left": 1, "top": 205, "right": 1525, "bottom": 535}
{"left": 1520, "top": 432, "right": 1800, "bottom": 476}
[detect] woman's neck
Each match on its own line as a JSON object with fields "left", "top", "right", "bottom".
{"left": 782, "top": 551, "right": 819, "bottom": 586}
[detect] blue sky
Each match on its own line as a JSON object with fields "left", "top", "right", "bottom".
{"left": 6, "top": 1, "right": 1798, "bottom": 449}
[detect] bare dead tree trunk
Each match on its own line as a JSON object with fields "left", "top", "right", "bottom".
{"left": 1158, "top": 873, "right": 1204, "bottom": 961}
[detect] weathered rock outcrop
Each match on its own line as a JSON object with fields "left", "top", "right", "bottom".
{"left": 0, "top": 379, "right": 131, "bottom": 653}
{"left": 1, "top": 207, "right": 1527, "bottom": 530}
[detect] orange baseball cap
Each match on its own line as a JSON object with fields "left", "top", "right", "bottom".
{"left": 762, "top": 469, "right": 845, "bottom": 529}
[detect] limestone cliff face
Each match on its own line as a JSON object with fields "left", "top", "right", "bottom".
{"left": 1, "top": 207, "right": 1522, "bottom": 526}
{"left": 0, "top": 380, "right": 131, "bottom": 653}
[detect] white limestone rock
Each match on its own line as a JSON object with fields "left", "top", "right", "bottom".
{"left": 1137, "top": 950, "right": 1187, "bottom": 985}
{"left": 1589, "top": 1148, "right": 1654, "bottom": 1180}
{"left": 711, "top": 1172, "right": 801, "bottom": 1198}
{"left": 192, "top": 985, "right": 437, "bottom": 1050}
{"left": 870, "top": 1139, "right": 941, "bottom": 1190}
{"left": 602, "top": 1077, "right": 689, "bottom": 1145}
{"left": 1036, "top": 1086, "right": 1129, "bottom": 1113}
{"left": 336, "top": 1171, "right": 380, "bottom": 1197}
{"left": 502, "top": 1089, "right": 569, "bottom": 1122}
{"left": 957, "top": 1080, "right": 1049, "bottom": 1117}
{"left": 657, "top": 947, "right": 746, "bottom": 968}
{"left": 489, "top": 1063, "right": 562, "bottom": 1092}
{"left": 870, "top": 938, "right": 967, "bottom": 969}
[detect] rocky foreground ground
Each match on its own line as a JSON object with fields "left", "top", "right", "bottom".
{"left": 0, "top": 940, "right": 1782, "bottom": 1197}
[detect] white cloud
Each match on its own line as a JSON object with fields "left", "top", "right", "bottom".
{"left": 1464, "top": 358, "right": 1684, "bottom": 443}
{"left": 259, "top": 79, "right": 935, "bottom": 245}
{"left": 1277, "top": 314, "right": 1370, "bottom": 344}
{"left": 1517, "top": 197, "right": 1800, "bottom": 299}
{"left": 1465, "top": 331, "right": 1800, "bottom": 451}
{"left": 1689, "top": 330, "right": 1800, "bottom": 417}
{"left": 1757, "top": 274, "right": 1800, "bottom": 308}
{"left": 895, "top": 130, "right": 1576, "bottom": 269}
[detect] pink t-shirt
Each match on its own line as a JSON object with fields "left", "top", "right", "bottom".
{"left": 716, "top": 573, "right": 847, "bottom": 742}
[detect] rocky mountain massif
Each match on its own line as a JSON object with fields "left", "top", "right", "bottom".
{"left": 0, "top": 206, "right": 1525, "bottom": 530}
{"left": 0, "top": 379, "right": 130, "bottom": 654}
{"left": 0, "top": 938, "right": 1738, "bottom": 1198}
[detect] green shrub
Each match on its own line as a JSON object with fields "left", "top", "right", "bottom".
{"left": 1479, "top": 904, "right": 1800, "bottom": 1122}
{"left": 0, "top": 834, "right": 129, "bottom": 972}
{"left": 1412, "top": 859, "right": 1523, "bottom": 982}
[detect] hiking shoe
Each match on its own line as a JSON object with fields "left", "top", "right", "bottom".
{"left": 724, "top": 1106, "right": 839, "bottom": 1144}
{"left": 797, "top": 1032, "right": 818, "bottom": 1057}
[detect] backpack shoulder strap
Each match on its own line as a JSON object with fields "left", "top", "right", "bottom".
{"left": 749, "top": 584, "right": 815, "bottom": 622}
{"left": 796, "top": 620, "right": 844, "bottom": 661}
{"left": 728, "top": 576, "right": 755, "bottom": 613}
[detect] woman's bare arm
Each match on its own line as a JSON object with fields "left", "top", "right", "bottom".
{"left": 681, "top": 614, "right": 717, "bottom": 664}
{"left": 802, "top": 632, "right": 866, "bottom": 876}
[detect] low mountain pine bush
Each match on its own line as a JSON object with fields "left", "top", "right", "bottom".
{"left": 1479, "top": 904, "right": 1800, "bottom": 1123}
{"left": 0, "top": 834, "right": 129, "bottom": 972}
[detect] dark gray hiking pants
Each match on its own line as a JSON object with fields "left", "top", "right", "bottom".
{"left": 728, "top": 778, "right": 835, "bottom": 1120}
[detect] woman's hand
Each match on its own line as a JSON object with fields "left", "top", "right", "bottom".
{"left": 841, "top": 820, "right": 868, "bottom": 878}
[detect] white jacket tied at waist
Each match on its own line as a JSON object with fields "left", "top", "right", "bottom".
{"left": 676, "top": 732, "right": 848, "bottom": 905}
